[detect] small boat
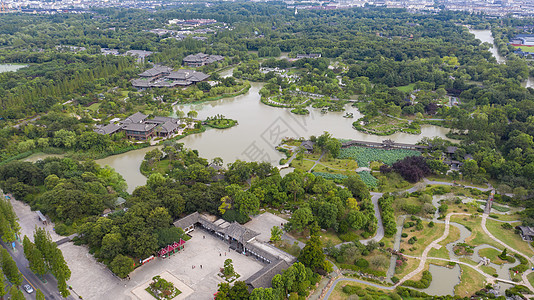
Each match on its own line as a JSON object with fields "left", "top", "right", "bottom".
{"left": 343, "top": 112, "right": 354, "bottom": 118}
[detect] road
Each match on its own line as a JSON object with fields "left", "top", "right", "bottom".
{"left": 0, "top": 240, "right": 73, "bottom": 300}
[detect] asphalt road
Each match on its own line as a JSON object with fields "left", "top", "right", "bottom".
{"left": 1, "top": 240, "right": 73, "bottom": 300}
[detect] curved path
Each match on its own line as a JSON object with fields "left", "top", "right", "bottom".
{"left": 319, "top": 180, "right": 533, "bottom": 299}
{"left": 322, "top": 277, "right": 394, "bottom": 299}
{"left": 395, "top": 212, "right": 470, "bottom": 286}
{"left": 480, "top": 213, "right": 534, "bottom": 293}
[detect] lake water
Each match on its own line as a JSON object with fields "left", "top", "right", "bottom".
{"left": 97, "top": 82, "right": 453, "bottom": 192}
{"left": 421, "top": 264, "right": 461, "bottom": 296}
{"left": 523, "top": 77, "right": 534, "bottom": 88}
{"left": 469, "top": 29, "right": 506, "bottom": 64}
{"left": 0, "top": 64, "right": 27, "bottom": 73}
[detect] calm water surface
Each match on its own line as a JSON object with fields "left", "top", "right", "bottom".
{"left": 469, "top": 29, "right": 506, "bottom": 63}
{"left": 421, "top": 264, "right": 461, "bottom": 296}
{"left": 98, "top": 82, "right": 453, "bottom": 192}
{"left": 0, "top": 64, "right": 27, "bottom": 73}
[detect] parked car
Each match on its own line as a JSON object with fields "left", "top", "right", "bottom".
{"left": 23, "top": 284, "right": 34, "bottom": 294}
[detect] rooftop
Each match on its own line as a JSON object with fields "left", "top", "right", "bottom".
{"left": 122, "top": 123, "right": 157, "bottom": 132}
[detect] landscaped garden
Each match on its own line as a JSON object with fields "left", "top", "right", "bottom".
{"left": 205, "top": 115, "right": 238, "bottom": 129}
{"left": 145, "top": 276, "right": 181, "bottom": 300}
{"left": 353, "top": 115, "right": 421, "bottom": 136}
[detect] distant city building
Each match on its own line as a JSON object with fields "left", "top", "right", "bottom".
{"left": 511, "top": 34, "right": 534, "bottom": 46}
{"left": 168, "top": 19, "right": 218, "bottom": 26}
{"left": 296, "top": 53, "right": 322, "bottom": 59}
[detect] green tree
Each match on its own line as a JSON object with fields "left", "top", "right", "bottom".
{"left": 36, "top": 289, "right": 45, "bottom": 300}
{"left": 0, "top": 248, "right": 22, "bottom": 286}
{"left": 298, "top": 235, "right": 326, "bottom": 272}
{"left": 110, "top": 254, "right": 134, "bottom": 278}
{"left": 228, "top": 281, "right": 250, "bottom": 300}
{"left": 100, "top": 233, "right": 124, "bottom": 260}
{"left": 215, "top": 282, "right": 231, "bottom": 300}
{"left": 187, "top": 110, "right": 198, "bottom": 118}
{"left": 250, "top": 287, "right": 274, "bottom": 300}
{"left": 461, "top": 159, "right": 479, "bottom": 180}
{"left": 147, "top": 207, "right": 172, "bottom": 230}
{"left": 0, "top": 267, "right": 6, "bottom": 299}
{"left": 270, "top": 226, "right": 283, "bottom": 242}
{"left": 9, "top": 286, "right": 24, "bottom": 300}
{"left": 344, "top": 175, "right": 370, "bottom": 201}
{"left": 223, "top": 259, "right": 234, "bottom": 276}
{"left": 288, "top": 207, "right": 314, "bottom": 232}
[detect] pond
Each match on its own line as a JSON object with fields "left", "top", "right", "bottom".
{"left": 421, "top": 264, "right": 461, "bottom": 296}
{"left": 523, "top": 77, "right": 534, "bottom": 89}
{"left": 0, "top": 64, "right": 27, "bottom": 73}
{"left": 469, "top": 29, "right": 506, "bottom": 64}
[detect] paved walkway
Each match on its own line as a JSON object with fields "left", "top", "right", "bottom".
{"left": 480, "top": 213, "right": 534, "bottom": 292}
{"left": 308, "top": 150, "right": 326, "bottom": 173}
{"left": 335, "top": 192, "right": 384, "bottom": 248}
{"left": 395, "top": 212, "right": 470, "bottom": 286}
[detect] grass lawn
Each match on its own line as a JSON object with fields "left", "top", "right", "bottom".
{"left": 454, "top": 265, "right": 487, "bottom": 297}
{"left": 328, "top": 280, "right": 392, "bottom": 300}
{"left": 515, "top": 45, "right": 534, "bottom": 52}
{"left": 480, "top": 265, "right": 497, "bottom": 276}
{"left": 451, "top": 216, "right": 502, "bottom": 250}
{"left": 312, "top": 164, "right": 355, "bottom": 176}
{"left": 439, "top": 224, "right": 461, "bottom": 247}
{"left": 528, "top": 272, "right": 534, "bottom": 287}
{"left": 319, "top": 229, "right": 343, "bottom": 246}
{"left": 407, "top": 263, "right": 429, "bottom": 282}
{"left": 427, "top": 259, "right": 450, "bottom": 267}
{"left": 376, "top": 172, "right": 413, "bottom": 193}
{"left": 399, "top": 221, "right": 445, "bottom": 256}
{"left": 273, "top": 240, "right": 301, "bottom": 257}
{"left": 459, "top": 257, "right": 478, "bottom": 266}
{"left": 87, "top": 102, "right": 101, "bottom": 112}
{"left": 425, "top": 174, "right": 489, "bottom": 189}
{"left": 361, "top": 115, "right": 415, "bottom": 135}
{"left": 290, "top": 159, "right": 315, "bottom": 172}
{"left": 143, "top": 159, "right": 172, "bottom": 175}
{"left": 396, "top": 83, "right": 416, "bottom": 92}
{"left": 428, "top": 246, "right": 449, "bottom": 259}
{"left": 477, "top": 248, "right": 507, "bottom": 265}
{"left": 395, "top": 257, "right": 420, "bottom": 278}
{"left": 316, "top": 157, "right": 359, "bottom": 172}
{"left": 485, "top": 219, "right": 534, "bottom": 257}
{"left": 488, "top": 213, "right": 521, "bottom": 222}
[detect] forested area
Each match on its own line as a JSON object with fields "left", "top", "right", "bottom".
{"left": 0, "top": 4, "right": 532, "bottom": 199}
{"left": 1, "top": 1, "right": 534, "bottom": 289}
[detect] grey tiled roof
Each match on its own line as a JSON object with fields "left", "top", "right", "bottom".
{"left": 245, "top": 259, "right": 291, "bottom": 289}
{"left": 122, "top": 123, "right": 156, "bottom": 132}
{"left": 94, "top": 123, "right": 123, "bottom": 135}
{"left": 160, "top": 121, "right": 180, "bottom": 133}
{"left": 167, "top": 69, "right": 209, "bottom": 82}
{"left": 517, "top": 226, "right": 534, "bottom": 237}
{"left": 123, "top": 112, "right": 148, "bottom": 124}
{"left": 224, "top": 222, "right": 260, "bottom": 244}
{"left": 139, "top": 66, "right": 172, "bottom": 77}
{"left": 173, "top": 212, "right": 200, "bottom": 229}
{"left": 132, "top": 79, "right": 152, "bottom": 88}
